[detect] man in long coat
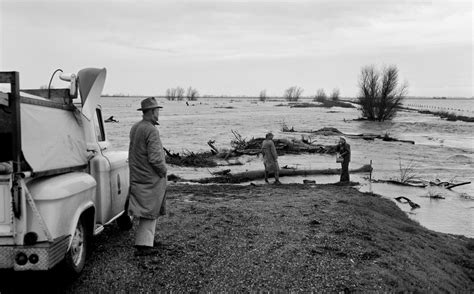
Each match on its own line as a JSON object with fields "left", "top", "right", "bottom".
{"left": 261, "top": 132, "right": 281, "bottom": 184}
{"left": 128, "top": 97, "right": 167, "bottom": 256}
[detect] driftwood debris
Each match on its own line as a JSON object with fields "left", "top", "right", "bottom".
{"left": 281, "top": 126, "right": 415, "bottom": 144}
{"left": 373, "top": 178, "right": 471, "bottom": 191}
{"left": 429, "top": 180, "right": 471, "bottom": 190}
{"left": 395, "top": 196, "right": 420, "bottom": 209}
{"left": 373, "top": 179, "right": 427, "bottom": 188}
{"left": 163, "top": 130, "right": 358, "bottom": 168}
{"left": 231, "top": 130, "right": 338, "bottom": 156}
{"left": 164, "top": 147, "right": 218, "bottom": 167}
{"left": 347, "top": 133, "right": 415, "bottom": 144}
{"left": 423, "top": 194, "right": 445, "bottom": 199}
{"left": 186, "top": 164, "right": 373, "bottom": 184}
{"left": 207, "top": 140, "right": 219, "bottom": 155}
{"left": 209, "top": 169, "right": 231, "bottom": 176}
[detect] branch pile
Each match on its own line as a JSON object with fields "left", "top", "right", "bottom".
{"left": 230, "top": 130, "right": 338, "bottom": 156}
{"left": 164, "top": 148, "right": 218, "bottom": 167}
{"left": 164, "top": 130, "right": 340, "bottom": 167}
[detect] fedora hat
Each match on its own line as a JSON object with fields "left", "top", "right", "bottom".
{"left": 137, "top": 97, "right": 163, "bottom": 111}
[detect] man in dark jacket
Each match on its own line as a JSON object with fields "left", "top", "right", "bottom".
{"left": 336, "top": 136, "right": 351, "bottom": 182}
{"left": 128, "top": 97, "right": 167, "bottom": 256}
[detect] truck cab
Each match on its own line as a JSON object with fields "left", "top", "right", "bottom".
{"left": 0, "top": 68, "right": 130, "bottom": 274}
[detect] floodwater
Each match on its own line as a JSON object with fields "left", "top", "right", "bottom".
{"left": 101, "top": 97, "right": 474, "bottom": 238}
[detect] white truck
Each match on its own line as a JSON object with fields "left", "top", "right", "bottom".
{"left": 0, "top": 68, "right": 130, "bottom": 274}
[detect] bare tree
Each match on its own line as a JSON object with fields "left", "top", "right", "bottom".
{"left": 186, "top": 87, "right": 199, "bottom": 101}
{"left": 175, "top": 87, "right": 185, "bottom": 101}
{"left": 358, "top": 66, "right": 379, "bottom": 119}
{"left": 166, "top": 87, "right": 186, "bottom": 101}
{"left": 358, "top": 65, "right": 407, "bottom": 121}
{"left": 165, "top": 88, "right": 175, "bottom": 100}
{"left": 330, "top": 88, "right": 340, "bottom": 101}
{"left": 284, "top": 86, "right": 303, "bottom": 101}
{"left": 398, "top": 157, "right": 419, "bottom": 184}
{"left": 259, "top": 89, "right": 267, "bottom": 102}
{"left": 313, "top": 88, "right": 327, "bottom": 102}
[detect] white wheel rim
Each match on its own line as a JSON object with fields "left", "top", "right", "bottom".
{"left": 71, "top": 224, "right": 85, "bottom": 266}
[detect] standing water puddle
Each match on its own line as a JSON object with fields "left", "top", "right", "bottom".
{"left": 257, "top": 174, "right": 473, "bottom": 238}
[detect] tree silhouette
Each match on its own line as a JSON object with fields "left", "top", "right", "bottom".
{"left": 358, "top": 65, "right": 407, "bottom": 121}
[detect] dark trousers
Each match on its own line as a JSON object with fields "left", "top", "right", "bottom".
{"left": 340, "top": 160, "right": 350, "bottom": 182}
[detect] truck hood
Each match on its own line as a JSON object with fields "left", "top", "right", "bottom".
{"left": 78, "top": 68, "right": 107, "bottom": 121}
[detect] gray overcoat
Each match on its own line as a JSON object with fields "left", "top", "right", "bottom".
{"left": 128, "top": 119, "right": 167, "bottom": 219}
{"left": 261, "top": 139, "right": 279, "bottom": 172}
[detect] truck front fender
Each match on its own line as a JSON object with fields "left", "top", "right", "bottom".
{"left": 26, "top": 172, "right": 97, "bottom": 242}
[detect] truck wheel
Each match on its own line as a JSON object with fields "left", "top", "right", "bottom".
{"left": 64, "top": 217, "right": 89, "bottom": 274}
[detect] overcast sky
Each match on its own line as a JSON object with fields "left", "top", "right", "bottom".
{"left": 1, "top": 0, "right": 472, "bottom": 97}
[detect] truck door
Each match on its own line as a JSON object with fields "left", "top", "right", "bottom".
{"left": 105, "top": 152, "right": 129, "bottom": 217}
{"left": 94, "top": 107, "right": 129, "bottom": 221}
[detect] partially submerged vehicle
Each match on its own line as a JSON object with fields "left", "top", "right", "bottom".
{"left": 0, "top": 68, "right": 130, "bottom": 274}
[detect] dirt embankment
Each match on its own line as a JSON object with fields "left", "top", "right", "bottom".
{"left": 1, "top": 184, "right": 473, "bottom": 292}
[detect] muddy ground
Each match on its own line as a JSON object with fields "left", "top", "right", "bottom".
{"left": 1, "top": 183, "right": 473, "bottom": 292}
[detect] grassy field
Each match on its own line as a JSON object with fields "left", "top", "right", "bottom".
{"left": 1, "top": 183, "right": 473, "bottom": 292}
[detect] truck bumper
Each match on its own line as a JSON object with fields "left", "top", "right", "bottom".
{"left": 0, "top": 235, "right": 70, "bottom": 271}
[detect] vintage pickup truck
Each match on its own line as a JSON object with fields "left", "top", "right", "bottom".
{"left": 0, "top": 68, "right": 130, "bottom": 274}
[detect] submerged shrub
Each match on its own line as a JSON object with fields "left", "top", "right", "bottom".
{"left": 186, "top": 87, "right": 199, "bottom": 101}
{"left": 330, "top": 88, "right": 340, "bottom": 101}
{"left": 358, "top": 65, "right": 407, "bottom": 121}
{"left": 284, "top": 86, "right": 303, "bottom": 102}
{"left": 398, "top": 157, "right": 419, "bottom": 184}
{"left": 259, "top": 89, "right": 267, "bottom": 102}
{"left": 313, "top": 88, "right": 327, "bottom": 103}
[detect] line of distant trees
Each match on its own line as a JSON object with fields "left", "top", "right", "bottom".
{"left": 258, "top": 87, "right": 340, "bottom": 103}
{"left": 313, "top": 88, "right": 340, "bottom": 102}
{"left": 273, "top": 64, "right": 408, "bottom": 122}
{"left": 165, "top": 86, "right": 199, "bottom": 101}
{"left": 108, "top": 64, "right": 408, "bottom": 122}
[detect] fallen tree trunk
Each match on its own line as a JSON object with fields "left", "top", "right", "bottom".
{"left": 186, "top": 164, "right": 373, "bottom": 184}
{"left": 429, "top": 180, "right": 471, "bottom": 190}
{"left": 345, "top": 134, "right": 415, "bottom": 144}
{"left": 281, "top": 127, "right": 415, "bottom": 144}
{"left": 373, "top": 179, "right": 427, "bottom": 188}
{"left": 445, "top": 181, "right": 471, "bottom": 189}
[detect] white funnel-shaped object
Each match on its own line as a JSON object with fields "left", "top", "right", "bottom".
{"left": 77, "top": 68, "right": 107, "bottom": 120}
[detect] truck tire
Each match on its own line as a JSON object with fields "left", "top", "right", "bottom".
{"left": 64, "top": 216, "right": 89, "bottom": 275}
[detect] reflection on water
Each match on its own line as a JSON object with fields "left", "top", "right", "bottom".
{"left": 101, "top": 97, "right": 474, "bottom": 238}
